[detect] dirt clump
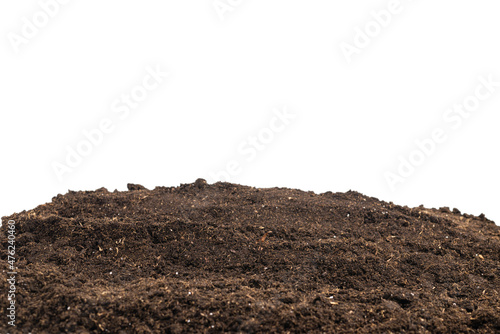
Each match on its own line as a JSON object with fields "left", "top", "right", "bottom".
{"left": 1, "top": 179, "right": 499, "bottom": 333}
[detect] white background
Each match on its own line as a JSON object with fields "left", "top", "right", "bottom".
{"left": 1, "top": 0, "right": 499, "bottom": 225}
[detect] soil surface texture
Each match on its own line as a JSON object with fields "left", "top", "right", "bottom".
{"left": 1, "top": 179, "right": 499, "bottom": 333}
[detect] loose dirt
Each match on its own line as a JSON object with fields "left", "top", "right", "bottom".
{"left": 1, "top": 179, "right": 499, "bottom": 333}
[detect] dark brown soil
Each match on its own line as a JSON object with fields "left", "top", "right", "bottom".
{"left": 1, "top": 179, "right": 499, "bottom": 333}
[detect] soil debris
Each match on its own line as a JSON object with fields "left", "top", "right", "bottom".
{"left": 1, "top": 180, "right": 499, "bottom": 333}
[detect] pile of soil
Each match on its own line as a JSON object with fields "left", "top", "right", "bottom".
{"left": 1, "top": 179, "right": 499, "bottom": 333}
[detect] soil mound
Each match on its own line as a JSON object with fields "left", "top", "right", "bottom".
{"left": 1, "top": 180, "right": 499, "bottom": 333}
